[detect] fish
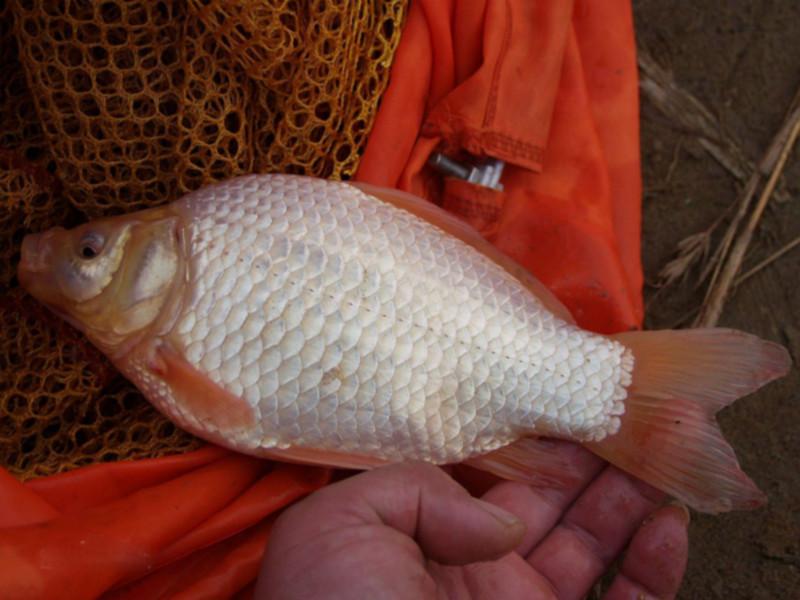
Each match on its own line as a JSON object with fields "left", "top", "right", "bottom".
{"left": 18, "top": 174, "right": 791, "bottom": 513}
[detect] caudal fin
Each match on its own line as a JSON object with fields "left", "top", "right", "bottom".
{"left": 587, "top": 329, "right": 791, "bottom": 514}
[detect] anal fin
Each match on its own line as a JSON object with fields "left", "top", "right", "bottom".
{"left": 258, "top": 446, "right": 390, "bottom": 471}
{"left": 464, "top": 437, "right": 585, "bottom": 488}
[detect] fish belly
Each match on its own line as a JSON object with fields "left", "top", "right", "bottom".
{"left": 132, "top": 175, "right": 633, "bottom": 463}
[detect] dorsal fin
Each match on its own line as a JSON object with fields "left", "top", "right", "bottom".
{"left": 350, "top": 182, "right": 575, "bottom": 324}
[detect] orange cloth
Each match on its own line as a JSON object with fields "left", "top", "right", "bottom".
{"left": 359, "top": 0, "right": 643, "bottom": 332}
{"left": 0, "top": 1, "right": 643, "bottom": 597}
{"left": 0, "top": 448, "right": 329, "bottom": 598}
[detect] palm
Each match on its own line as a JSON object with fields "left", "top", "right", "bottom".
{"left": 256, "top": 443, "right": 688, "bottom": 600}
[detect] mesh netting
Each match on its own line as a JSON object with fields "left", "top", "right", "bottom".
{"left": 1, "top": 0, "right": 407, "bottom": 479}
{"left": 0, "top": 289, "right": 201, "bottom": 478}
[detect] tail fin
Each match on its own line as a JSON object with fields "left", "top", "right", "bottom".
{"left": 587, "top": 329, "right": 791, "bottom": 513}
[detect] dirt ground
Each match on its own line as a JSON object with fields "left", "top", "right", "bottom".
{"left": 633, "top": 1, "right": 800, "bottom": 598}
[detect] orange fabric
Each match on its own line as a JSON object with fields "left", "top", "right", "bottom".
{"left": 359, "top": 0, "right": 643, "bottom": 332}
{"left": 0, "top": 1, "right": 643, "bottom": 598}
{"left": 0, "top": 449, "right": 329, "bottom": 598}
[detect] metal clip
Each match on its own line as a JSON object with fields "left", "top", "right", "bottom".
{"left": 428, "top": 153, "right": 505, "bottom": 191}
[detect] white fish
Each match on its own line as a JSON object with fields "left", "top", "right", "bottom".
{"left": 18, "top": 174, "right": 790, "bottom": 512}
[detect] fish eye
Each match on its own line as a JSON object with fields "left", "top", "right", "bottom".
{"left": 78, "top": 232, "right": 105, "bottom": 260}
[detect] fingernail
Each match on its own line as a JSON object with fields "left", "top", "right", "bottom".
{"left": 667, "top": 500, "right": 691, "bottom": 525}
{"left": 474, "top": 498, "right": 523, "bottom": 529}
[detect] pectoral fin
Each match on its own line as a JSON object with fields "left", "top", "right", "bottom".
{"left": 150, "top": 343, "right": 258, "bottom": 434}
{"left": 148, "top": 344, "right": 388, "bottom": 470}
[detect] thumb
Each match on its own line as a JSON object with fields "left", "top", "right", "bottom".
{"left": 410, "top": 465, "right": 527, "bottom": 564}
{"left": 271, "top": 461, "right": 526, "bottom": 565}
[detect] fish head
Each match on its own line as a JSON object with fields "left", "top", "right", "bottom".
{"left": 18, "top": 207, "right": 182, "bottom": 357}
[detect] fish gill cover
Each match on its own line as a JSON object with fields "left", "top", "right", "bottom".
{"left": 0, "top": 0, "right": 407, "bottom": 479}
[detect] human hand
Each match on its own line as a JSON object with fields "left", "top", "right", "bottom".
{"left": 255, "top": 442, "right": 689, "bottom": 599}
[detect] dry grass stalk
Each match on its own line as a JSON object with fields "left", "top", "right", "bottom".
{"left": 657, "top": 229, "right": 713, "bottom": 288}
{"left": 638, "top": 46, "right": 791, "bottom": 203}
{"left": 734, "top": 235, "right": 800, "bottom": 288}
{"left": 652, "top": 204, "right": 731, "bottom": 297}
{"left": 639, "top": 48, "right": 751, "bottom": 182}
{"left": 665, "top": 137, "right": 684, "bottom": 183}
{"left": 699, "top": 168, "right": 763, "bottom": 290}
{"left": 694, "top": 92, "right": 800, "bottom": 327}
{"left": 700, "top": 90, "right": 800, "bottom": 295}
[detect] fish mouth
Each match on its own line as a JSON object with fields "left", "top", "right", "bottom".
{"left": 18, "top": 228, "right": 63, "bottom": 291}
{"left": 17, "top": 232, "right": 43, "bottom": 291}
{"left": 17, "top": 232, "right": 87, "bottom": 334}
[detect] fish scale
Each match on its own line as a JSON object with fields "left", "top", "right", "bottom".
{"left": 121, "top": 174, "right": 632, "bottom": 461}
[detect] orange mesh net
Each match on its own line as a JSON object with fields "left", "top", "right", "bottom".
{"left": 1, "top": 0, "right": 407, "bottom": 479}
{"left": 0, "top": 289, "right": 201, "bottom": 478}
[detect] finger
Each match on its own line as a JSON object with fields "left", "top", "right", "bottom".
{"left": 527, "top": 466, "right": 664, "bottom": 600}
{"left": 604, "top": 504, "right": 689, "bottom": 600}
{"left": 267, "top": 462, "right": 526, "bottom": 565}
{"left": 479, "top": 441, "right": 605, "bottom": 555}
{"left": 432, "top": 552, "right": 561, "bottom": 600}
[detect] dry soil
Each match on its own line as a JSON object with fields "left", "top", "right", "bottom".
{"left": 634, "top": 1, "right": 800, "bottom": 597}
